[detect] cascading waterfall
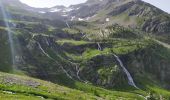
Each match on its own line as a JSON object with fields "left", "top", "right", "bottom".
{"left": 113, "top": 54, "right": 138, "bottom": 88}
{"left": 0, "top": 1, "right": 16, "bottom": 69}
{"left": 36, "top": 41, "right": 73, "bottom": 79}
{"left": 73, "top": 63, "right": 86, "bottom": 82}
{"left": 45, "top": 38, "right": 50, "bottom": 46}
{"left": 97, "top": 42, "right": 102, "bottom": 51}
{"left": 36, "top": 42, "right": 52, "bottom": 59}
{"left": 66, "top": 21, "right": 70, "bottom": 28}
{"left": 97, "top": 42, "right": 138, "bottom": 88}
{"left": 63, "top": 21, "right": 87, "bottom": 81}
{"left": 81, "top": 32, "right": 84, "bottom": 35}
{"left": 75, "top": 64, "right": 81, "bottom": 81}
{"left": 57, "top": 54, "right": 86, "bottom": 82}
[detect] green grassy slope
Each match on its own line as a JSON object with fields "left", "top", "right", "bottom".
{"left": 0, "top": 72, "right": 144, "bottom": 100}
{"left": 1, "top": 1, "right": 170, "bottom": 99}
{"left": 1, "top": 71, "right": 170, "bottom": 100}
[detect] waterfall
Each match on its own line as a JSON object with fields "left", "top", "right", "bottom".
{"left": 0, "top": 1, "right": 16, "bottom": 69}
{"left": 66, "top": 21, "right": 70, "bottom": 28}
{"left": 95, "top": 34, "right": 137, "bottom": 88}
{"left": 75, "top": 64, "right": 81, "bottom": 80}
{"left": 96, "top": 40, "right": 137, "bottom": 88}
{"left": 45, "top": 38, "right": 50, "bottom": 46}
{"left": 97, "top": 42, "right": 102, "bottom": 51}
{"left": 57, "top": 54, "right": 85, "bottom": 82}
{"left": 36, "top": 41, "right": 73, "bottom": 79}
{"left": 63, "top": 21, "right": 87, "bottom": 81}
{"left": 113, "top": 54, "right": 138, "bottom": 88}
{"left": 36, "top": 42, "right": 52, "bottom": 59}
{"left": 81, "top": 32, "right": 84, "bottom": 35}
{"left": 75, "top": 63, "right": 84, "bottom": 82}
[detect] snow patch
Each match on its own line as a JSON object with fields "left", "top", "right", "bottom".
{"left": 106, "top": 18, "right": 110, "bottom": 22}
{"left": 75, "top": 7, "right": 80, "bottom": 10}
{"left": 62, "top": 14, "right": 68, "bottom": 17}
{"left": 71, "top": 16, "right": 76, "bottom": 21}
{"left": 85, "top": 17, "right": 91, "bottom": 20}
{"left": 78, "top": 18, "right": 84, "bottom": 21}
{"left": 50, "top": 8, "right": 62, "bottom": 12}
{"left": 85, "top": 14, "right": 97, "bottom": 20}
{"left": 63, "top": 8, "right": 74, "bottom": 12}
{"left": 38, "top": 11, "right": 46, "bottom": 14}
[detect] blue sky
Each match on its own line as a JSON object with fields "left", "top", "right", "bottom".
{"left": 142, "top": 0, "right": 170, "bottom": 13}
{"left": 19, "top": 0, "right": 170, "bottom": 13}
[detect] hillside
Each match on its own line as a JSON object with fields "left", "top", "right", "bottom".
{"left": 0, "top": 72, "right": 144, "bottom": 100}
{"left": 0, "top": 0, "right": 170, "bottom": 99}
{"left": 1, "top": 71, "right": 170, "bottom": 100}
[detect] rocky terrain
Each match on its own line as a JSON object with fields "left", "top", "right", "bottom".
{"left": 0, "top": 0, "right": 170, "bottom": 99}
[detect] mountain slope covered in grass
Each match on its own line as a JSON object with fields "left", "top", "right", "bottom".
{"left": 1, "top": 71, "right": 170, "bottom": 100}
{"left": 0, "top": 0, "right": 170, "bottom": 99}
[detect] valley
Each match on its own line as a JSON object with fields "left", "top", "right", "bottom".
{"left": 0, "top": 0, "right": 170, "bottom": 99}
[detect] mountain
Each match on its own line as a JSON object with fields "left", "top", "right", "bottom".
{"left": 1, "top": 0, "right": 170, "bottom": 99}
{"left": 3, "top": 0, "right": 170, "bottom": 35}
{"left": 66, "top": 0, "right": 170, "bottom": 34}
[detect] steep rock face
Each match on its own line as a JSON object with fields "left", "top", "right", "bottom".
{"left": 71, "top": 0, "right": 170, "bottom": 34}
{"left": 0, "top": 29, "right": 12, "bottom": 72}
{"left": 142, "top": 19, "right": 170, "bottom": 33}
{"left": 81, "top": 55, "right": 128, "bottom": 88}
{"left": 128, "top": 0, "right": 163, "bottom": 17}
{"left": 2, "top": 0, "right": 170, "bottom": 34}
{"left": 19, "top": 35, "right": 75, "bottom": 80}
{"left": 68, "top": 0, "right": 109, "bottom": 18}
{"left": 108, "top": 0, "right": 136, "bottom": 16}
{"left": 123, "top": 44, "right": 170, "bottom": 89}
{"left": 1, "top": 0, "right": 170, "bottom": 93}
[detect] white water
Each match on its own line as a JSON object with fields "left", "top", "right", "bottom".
{"left": 97, "top": 42, "right": 102, "bottom": 51}
{"left": 73, "top": 63, "right": 87, "bottom": 82}
{"left": 57, "top": 54, "right": 85, "bottom": 82}
{"left": 66, "top": 21, "right": 70, "bottom": 28}
{"left": 137, "top": 94, "right": 147, "bottom": 100}
{"left": 36, "top": 41, "right": 73, "bottom": 79}
{"left": 81, "top": 32, "right": 84, "bottom": 35}
{"left": 113, "top": 54, "right": 138, "bottom": 88}
{"left": 63, "top": 21, "right": 87, "bottom": 81}
{"left": 0, "top": 1, "right": 16, "bottom": 68}
{"left": 75, "top": 63, "right": 83, "bottom": 81}
{"left": 96, "top": 42, "right": 138, "bottom": 88}
{"left": 37, "top": 42, "right": 52, "bottom": 59}
{"left": 45, "top": 38, "right": 50, "bottom": 46}
{"left": 36, "top": 96, "right": 45, "bottom": 99}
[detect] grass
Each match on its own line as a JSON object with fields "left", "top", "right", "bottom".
{"left": 56, "top": 39, "right": 92, "bottom": 46}
{"left": 1, "top": 6, "right": 170, "bottom": 100}
{"left": 0, "top": 91, "right": 42, "bottom": 100}
{"left": 65, "top": 38, "right": 152, "bottom": 61}
{"left": 71, "top": 82, "right": 145, "bottom": 100}
{"left": 0, "top": 72, "right": 148, "bottom": 100}
{"left": 135, "top": 74, "right": 170, "bottom": 99}
{"left": 0, "top": 71, "right": 152, "bottom": 100}
{"left": 0, "top": 72, "right": 97, "bottom": 100}
{"left": 9, "top": 20, "right": 39, "bottom": 25}
{"left": 62, "top": 28, "right": 80, "bottom": 34}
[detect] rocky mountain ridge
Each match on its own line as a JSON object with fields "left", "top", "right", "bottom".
{"left": 1, "top": 0, "right": 170, "bottom": 99}
{"left": 3, "top": 0, "right": 170, "bottom": 34}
